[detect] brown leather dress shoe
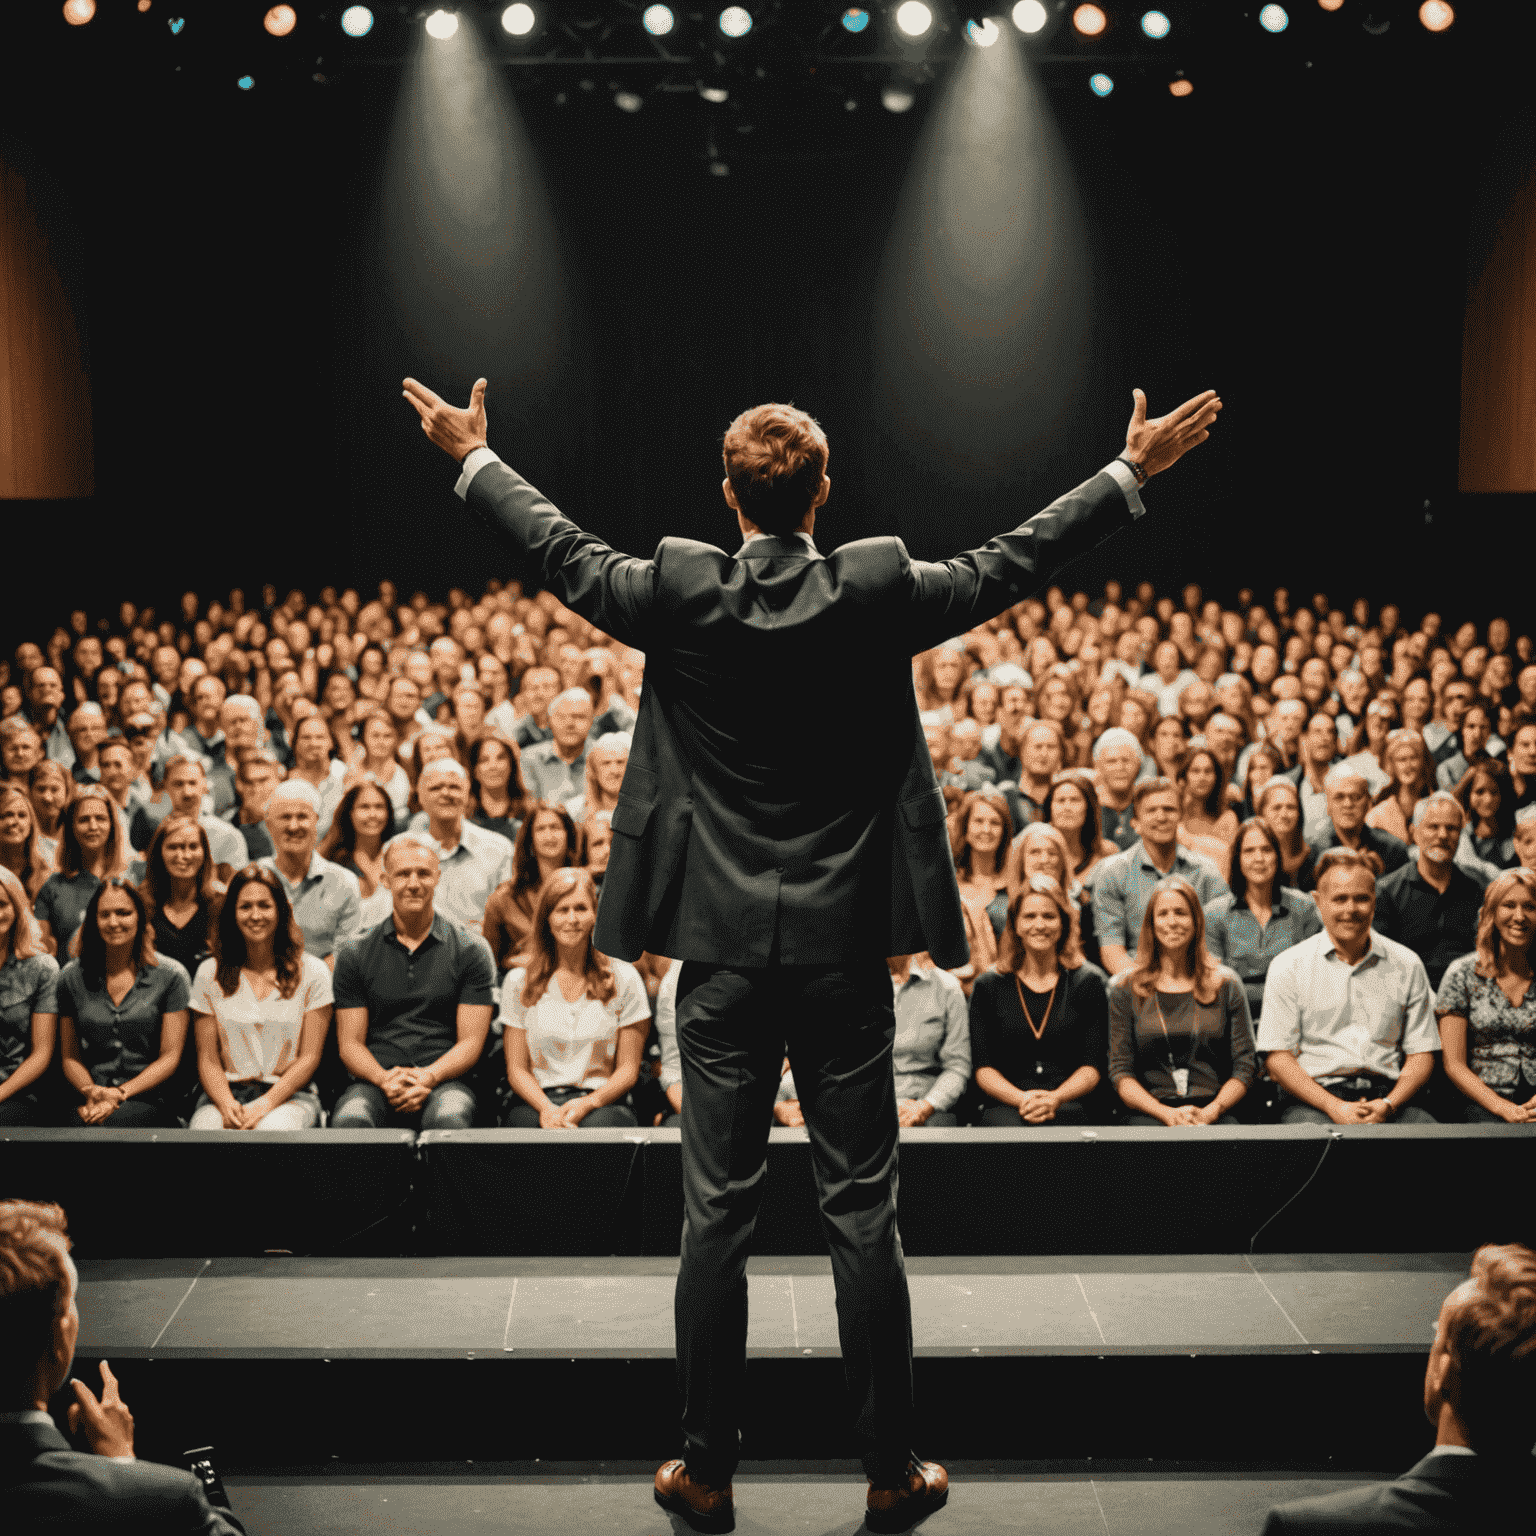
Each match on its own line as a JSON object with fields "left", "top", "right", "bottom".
{"left": 866, "top": 1458, "right": 949, "bottom": 1533}
{"left": 654, "top": 1458, "right": 736, "bottom": 1534}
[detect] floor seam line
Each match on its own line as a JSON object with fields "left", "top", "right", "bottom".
{"left": 1242, "top": 1255, "right": 1309, "bottom": 1345}
{"left": 1090, "top": 1477, "right": 1110, "bottom": 1532}
{"left": 1074, "top": 1274, "right": 1107, "bottom": 1346}
{"left": 501, "top": 1277, "right": 518, "bottom": 1351}
{"left": 150, "top": 1259, "right": 212, "bottom": 1350}
{"left": 788, "top": 1275, "right": 800, "bottom": 1350}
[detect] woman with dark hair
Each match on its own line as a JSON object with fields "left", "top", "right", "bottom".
{"left": 1202, "top": 818, "right": 1321, "bottom": 1023}
{"left": 90, "top": 664, "right": 124, "bottom": 734}
{"left": 1255, "top": 777, "right": 1318, "bottom": 893}
{"left": 0, "top": 865, "right": 60, "bottom": 1126}
{"left": 135, "top": 813, "right": 224, "bottom": 978}
{"left": 1239, "top": 740, "right": 1287, "bottom": 819}
{"left": 1043, "top": 771, "right": 1118, "bottom": 882}
{"left": 1107, "top": 876, "right": 1256, "bottom": 1126}
{"left": 914, "top": 644, "right": 969, "bottom": 725}
{"left": 481, "top": 801, "right": 581, "bottom": 975}
{"left": 342, "top": 705, "right": 410, "bottom": 824}
{"left": 1177, "top": 747, "right": 1239, "bottom": 882}
{"left": 27, "top": 758, "right": 72, "bottom": 870}
{"left": 1366, "top": 727, "right": 1435, "bottom": 845}
{"left": 1033, "top": 672, "right": 1087, "bottom": 767}
{"left": 1452, "top": 761, "right": 1518, "bottom": 881}
{"left": 466, "top": 731, "right": 529, "bottom": 843}
{"left": 499, "top": 868, "right": 651, "bottom": 1128}
{"left": 970, "top": 875, "right": 1107, "bottom": 1126}
{"left": 318, "top": 781, "right": 395, "bottom": 928}
{"left": 1341, "top": 696, "right": 1399, "bottom": 795}
{"left": 188, "top": 865, "right": 332, "bottom": 1130}
{"left": 948, "top": 788, "right": 1014, "bottom": 990}
{"left": 355, "top": 642, "right": 390, "bottom": 704}
{"left": 0, "top": 786, "right": 51, "bottom": 903}
{"left": 56, "top": 877, "right": 191, "bottom": 1127}
{"left": 34, "top": 785, "right": 130, "bottom": 957}
{"left": 1150, "top": 714, "right": 1189, "bottom": 783}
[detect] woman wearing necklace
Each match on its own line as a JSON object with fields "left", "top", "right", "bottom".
{"left": 970, "top": 875, "right": 1107, "bottom": 1127}
{"left": 1107, "top": 876, "right": 1256, "bottom": 1126}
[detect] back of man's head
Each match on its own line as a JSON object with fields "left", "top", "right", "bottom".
{"left": 0, "top": 1200, "right": 72, "bottom": 1406}
{"left": 1443, "top": 1243, "right": 1536, "bottom": 1456}
{"left": 722, "top": 403, "right": 829, "bottom": 537}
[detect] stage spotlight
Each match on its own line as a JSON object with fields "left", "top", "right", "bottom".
{"left": 425, "top": 9, "right": 458, "bottom": 40}
{"left": 1317, "top": 0, "right": 1343, "bottom": 9}
{"left": 63, "top": 0, "right": 95, "bottom": 24}
{"left": 1258, "top": 4, "right": 1289, "bottom": 31}
{"left": 138, "top": 0, "right": 150, "bottom": 10}
{"left": 718, "top": 6, "right": 751, "bottom": 37}
{"left": 842, "top": 7, "right": 870, "bottom": 31}
{"left": 882, "top": 84, "right": 915, "bottom": 111}
{"left": 1073, "top": 6, "right": 1107, "bottom": 38}
{"left": 340, "top": 4, "right": 373, "bottom": 36}
{"left": 1089, "top": 71, "right": 1114, "bottom": 95}
{"left": 237, "top": 75, "right": 255, "bottom": 89}
{"left": 1169, "top": 77, "right": 1192, "bottom": 95}
{"left": 1419, "top": 1, "right": 1454, "bottom": 30}
{"left": 502, "top": 3, "right": 535, "bottom": 34}
{"left": 895, "top": 2, "right": 933, "bottom": 38}
{"left": 1140, "top": 10, "right": 1170, "bottom": 39}
{"left": 264, "top": 5, "right": 296, "bottom": 37}
{"left": 966, "top": 18, "right": 999, "bottom": 45}
{"left": 1012, "top": 1, "right": 1048, "bottom": 33}
{"left": 642, "top": 3, "right": 674, "bottom": 34}
{"left": 615, "top": 89, "right": 644, "bottom": 111}
{"left": 699, "top": 83, "right": 730, "bottom": 101}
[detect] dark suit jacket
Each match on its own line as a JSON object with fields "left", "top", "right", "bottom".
{"left": 1, "top": 1418, "right": 246, "bottom": 1534}
{"left": 1261, "top": 1450, "right": 1536, "bottom": 1533}
{"left": 466, "top": 462, "right": 1134, "bottom": 967}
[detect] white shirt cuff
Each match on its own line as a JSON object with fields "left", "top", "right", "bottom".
{"left": 1102, "top": 457, "right": 1147, "bottom": 520}
{"left": 107, "top": 1454, "right": 137, "bottom": 1463}
{"left": 454, "top": 446, "right": 503, "bottom": 501}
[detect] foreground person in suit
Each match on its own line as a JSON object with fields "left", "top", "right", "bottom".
{"left": 404, "top": 374, "right": 1221, "bottom": 1532}
{"left": 1262, "top": 1242, "right": 1536, "bottom": 1533}
{"left": 0, "top": 1198, "right": 246, "bottom": 1533}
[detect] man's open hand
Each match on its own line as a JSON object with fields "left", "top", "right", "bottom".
{"left": 402, "top": 377, "right": 488, "bottom": 463}
{"left": 1125, "top": 388, "right": 1222, "bottom": 477}
{"left": 66, "top": 1360, "right": 135, "bottom": 1459}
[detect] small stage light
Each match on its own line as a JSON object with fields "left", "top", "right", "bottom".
{"left": 264, "top": 6, "right": 296, "bottom": 38}
{"left": 1259, "top": 4, "right": 1289, "bottom": 31}
{"left": 642, "top": 4, "right": 674, "bottom": 34}
{"left": 237, "top": 75, "right": 255, "bottom": 89}
{"left": 63, "top": 0, "right": 95, "bottom": 24}
{"left": 1089, "top": 71, "right": 1114, "bottom": 95}
{"left": 1169, "top": 77, "right": 1192, "bottom": 96}
{"left": 502, "top": 3, "right": 535, "bottom": 34}
{"left": 1012, "top": 1, "right": 1048, "bottom": 33}
{"left": 966, "top": 18, "right": 1000, "bottom": 46}
{"left": 169, "top": 16, "right": 184, "bottom": 33}
{"left": 718, "top": 6, "right": 752, "bottom": 37}
{"left": 1140, "top": 10, "right": 1171, "bottom": 39}
{"left": 882, "top": 84, "right": 915, "bottom": 111}
{"left": 710, "top": 161, "right": 729, "bottom": 177}
{"left": 699, "top": 84, "right": 729, "bottom": 102}
{"left": 1073, "top": 6, "right": 1107, "bottom": 38}
{"left": 340, "top": 5, "right": 373, "bottom": 35}
{"left": 425, "top": 9, "right": 458, "bottom": 40}
{"left": 1317, "top": 0, "right": 1343, "bottom": 9}
{"left": 1419, "top": 1, "right": 1454, "bottom": 30}
{"left": 138, "top": 0, "right": 151, "bottom": 11}
{"left": 895, "top": 2, "right": 932, "bottom": 36}
{"left": 842, "top": 7, "right": 870, "bottom": 32}
{"left": 615, "top": 90, "right": 644, "bottom": 111}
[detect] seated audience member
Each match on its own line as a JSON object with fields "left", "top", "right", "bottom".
{"left": 93, "top": 739, "right": 138, "bottom": 844}
{"left": 1436, "top": 700, "right": 1498, "bottom": 792}
{"left": 56, "top": 879, "right": 191, "bottom": 1128}
{"left": 482, "top": 801, "right": 580, "bottom": 975}
{"left": 331, "top": 835, "right": 494, "bottom": 1130}
{"left": 651, "top": 958, "right": 682, "bottom": 1127}
{"left": 500, "top": 868, "right": 650, "bottom": 1128}
{"left": 1238, "top": 740, "right": 1286, "bottom": 818}
{"left": 1091, "top": 728, "right": 1143, "bottom": 851}
{"left": 1044, "top": 770, "right": 1118, "bottom": 883}
{"left": 1340, "top": 696, "right": 1398, "bottom": 796}
{"left": 914, "top": 643, "right": 968, "bottom": 726}
{"left": 519, "top": 687, "right": 595, "bottom": 806}
{"left": 1176, "top": 747, "right": 1239, "bottom": 882}
{"left": 1365, "top": 727, "right": 1436, "bottom": 846}
{"left": 1258, "top": 847, "right": 1440, "bottom": 1124}
{"left": 0, "top": 717, "right": 44, "bottom": 790}
{"left": 1506, "top": 721, "right": 1536, "bottom": 816}
{"left": 135, "top": 815, "right": 223, "bottom": 978}
{"left": 1107, "top": 877, "right": 1255, "bottom": 1126}
{"left": 1201, "top": 711, "right": 1247, "bottom": 806}
{"left": 1203, "top": 817, "right": 1322, "bottom": 1023}
{"left": 970, "top": 877, "right": 1106, "bottom": 1126}
{"left": 1092, "top": 778, "right": 1230, "bottom": 977}
{"left": 564, "top": 730, "right": 630, "bottom": 825}
{"left": 398, "top": 758, "right": 511, "bottom": 937}
{"left": 318, "top": 782, "right": 395, "bottom": 929}
{"left": 1372, "top": 792, "right": 1486, "bottom": 990}
{"left": 232, "top": 751, "right": 282, "bottom": 860}
{"left": 949, "top": 788, "right": 1013, "bottom": 988}
{"left": 510, "top": 664, "right": 560, "bottom": 749}
{"left": 34, "top": 786, "right": 130, "bottom": 957}
{"left": 1452, "top": 761, "right": 1517, "bottom": 882}
{"left": 0, "top": 786, "right": 51, "bottom": 902}
{"left": 583, "top": 809, "right": 613, "bottom": 888}
{"left": 132, "top": 756, "right": 246, "bottom": 883}
{"left": 977, "top": 683, "right": 1029, "bottom": 788}
{"left": 1434, "top": 868, "right": 1536, "bottom": 1124}
{"left": 466, "top": 731, "right": 528, "bottom": 843}
{"left": 348, "top": 707, "right": 411, "bottom": 823}
{"left": 27, "top": 759, "right": 72, "bottom": 870}
{"left": 23, "top": 665, "right": 72, "bottom": 768}
{"left": 1260, "top": 1243, "right": 1536, "bottom": 1534}
{"left": 875, "top": 951, "right": 972, "bottom": 1127}
{"left": 0, "top": 867, "right": 60, "bottom": 1126}
{"left": 0, "top": 1200, "right": 248, "bottom": 1534}
{"left": 258, "top": 779, "right": 362, "bottom": 967}
{"left": 287, "top": 714, "right": 348, "bottom": 837}
{"left": 188, "top": 866, "right": 332, "bottom": 1130}
{"left": 1255, "top": 777, "right": 1320, "bottom": 893}
{"left": 65, "top": 704, "right": 106, "bottom": 786}
{"left": 948, "top": 718, "right": 998, "bottom": 789}
{"left": 1149, "top": 714, "right": 1188, "bottom": 784}
{"left": 1012, "top": 720, "right": 1067, "bottom": 828}
{"left": 1281, "top": 711, "right": 1343, "bottom": 846}
{"left": 1307, "top": 764, "right": 1410, "bottom": 875}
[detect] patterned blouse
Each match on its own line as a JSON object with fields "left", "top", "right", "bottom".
{"left": 1434, "top": 952, "right": 1536, "bottom": 1092}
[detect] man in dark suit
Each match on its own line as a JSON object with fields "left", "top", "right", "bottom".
{"left": 0, "top": 1199, "right": 246, "bottom": 1533}
{"left": 404, "top": 373, "right": 1221, "bottom": 1532}
{"left": 1261, "top": 1242, "right": 1536, "bottom": 1532}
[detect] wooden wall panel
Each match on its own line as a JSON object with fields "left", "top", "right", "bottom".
{"left": 0, "top": 153, "right": 94, "bottom": 499}
{"left": 1460, "top": 163, "right": 1536, "bottom": 493}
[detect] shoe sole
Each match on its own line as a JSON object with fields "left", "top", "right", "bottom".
{"left": 653, "top": 1487, "right": 736, "bottom": 1534}
{"left": 865, "top": 1487, "right": 949, "bottom": 1534}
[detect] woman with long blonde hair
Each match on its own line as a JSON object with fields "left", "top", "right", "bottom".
{"left": 0, "top": 864, "right": 60, "bottom": 1125}
{"left": 0, "top": 785, "right": 52, "bottom": 902}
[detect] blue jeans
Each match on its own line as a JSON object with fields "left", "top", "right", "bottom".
{"left": 330, "top": 1079, "right": 478, "bottom": 1130}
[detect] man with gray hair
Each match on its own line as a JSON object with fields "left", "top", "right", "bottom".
{"left": 65, "top": 704, "right": 106, "bottom": 785}
{"left": 520, "top": 686, "right": 595, "bottom": 805}
{"left": 1372, "top": 791, "right": 1486, "bottom": 989}
{"left": 1307, "top": 764, "right": 1410, "bottom": 875}
{"left": 1091, "top": 727, "right": 1143, "bottom": 850}
{"left": 258, "top": 779, "right": 362, "bottom": 968}
{"left": 397, "top": 757, "right": 511, "bottom": 937}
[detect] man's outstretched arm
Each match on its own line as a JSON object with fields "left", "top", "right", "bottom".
{"left": 402, "top": 376, "right": 656, "bottom": 650}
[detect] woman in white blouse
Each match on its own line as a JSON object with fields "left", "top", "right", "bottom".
{"left": 187, "top": 865, "right": 333, "bottom": 1130}
{"left": 500, "top": 868, "right": 651, "bottom": 1128}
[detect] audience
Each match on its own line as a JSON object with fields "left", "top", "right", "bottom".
{"left": 1043, "top": 770, "right": 1119, "bottom": 883}
{"left": 880, "top": 951, "right": 972, "bottom": 1127}
{"left": 1090, "top": 728, "right": 1142, "bottom": 850}
{"left": 0, "top": 866, "right": 60, "bottom": 1126}
{"left": 466, "top": 731, "right": 528, "bottom": 844}
{"left": 132, "top": 756, "right": 245, "bottom": 881}
{"left": 34, "top": 786, "right": 130, "bottom": 957}
{"left": 133, "top": 814, "right": 224, "bottom": 979}
{"left": 1366, "top": 727, "right": 1437, "bottom": 847}
{"left": 520, "top": 687, "right": 595, "bottom": 806}
{"left": 318, "top": 781, "right": 395, "bottom": 929}
{"left": 27, "top": 759, "right": 71, "bottom": 870}
{"left": 400, "top": 758, "right": 512, "bottom": 939}
{"left": 232, "top": 751, "right": 283, "bottom": 860}
{"left": 650, "top": 958, "right": 682, "bottom": 1127}
{"left": 1307, "top": 764, "right": 1409, "bottom": 875}
{"left": 258, "top": 780, "right": 362, "bottom": 967}
{"left": 482, "top": 801, "right": 580, "bottom": 975}
{"left": 1176, "top": 747, "right": 1239, "bottom": 881}
{"left": 565, "top": 730, "right": 630, "bottom": 826}
{"left": 948, "top": 788, "right": 1013, "bottom": 988}
{"left": 0, "top": 785, "right": 50, "bottom": 902}
{"left": 1451, "top": 761, "right": 1517, "bottom": 882}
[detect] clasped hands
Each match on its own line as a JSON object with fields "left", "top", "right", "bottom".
{"left": 78, "top": 1084, "right": 125, "bottom": 1125}
{"left": 1163, "top": 1101, "right": 1227, "bottom": 1127}
{"left": 538, "top": 1096, "right": 594, "bottom": 1130}
{"left": 379, "top": 1066, "right": 438, "bottom": 1113}
{"left": 1325, "top": 1096, "right": 1395, "bottom": 1126}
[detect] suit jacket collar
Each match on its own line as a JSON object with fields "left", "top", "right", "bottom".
{"left": 1400, "top": 1449, "right": 1536, "bottom": 1487}
{"left": 734, "top": 534, "right": 823, "bottom": 563}
{"left": 0, "top": 1415, "right": 71, "bottom": 1455}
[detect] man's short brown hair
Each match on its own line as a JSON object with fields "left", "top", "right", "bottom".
{"left": 722, "top": 403, "right": 829, "bottom": 536}
{"left": 1444, "top": 1242, "right": 1536, "bottom": 1455}
{"left": 0, "top": 1200, "right": 72, "bottom": 1402}
{"left": 1314, "top": 846, "right": 1378, "bottom": 887}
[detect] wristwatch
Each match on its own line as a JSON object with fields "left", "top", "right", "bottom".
{"left": 1116, "top": 454, "right": 1148, "bottom": 489}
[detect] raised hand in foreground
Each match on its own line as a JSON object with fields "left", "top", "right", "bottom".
{"left": 1125, "top": 387, "right": 1222, "bottom": 477}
